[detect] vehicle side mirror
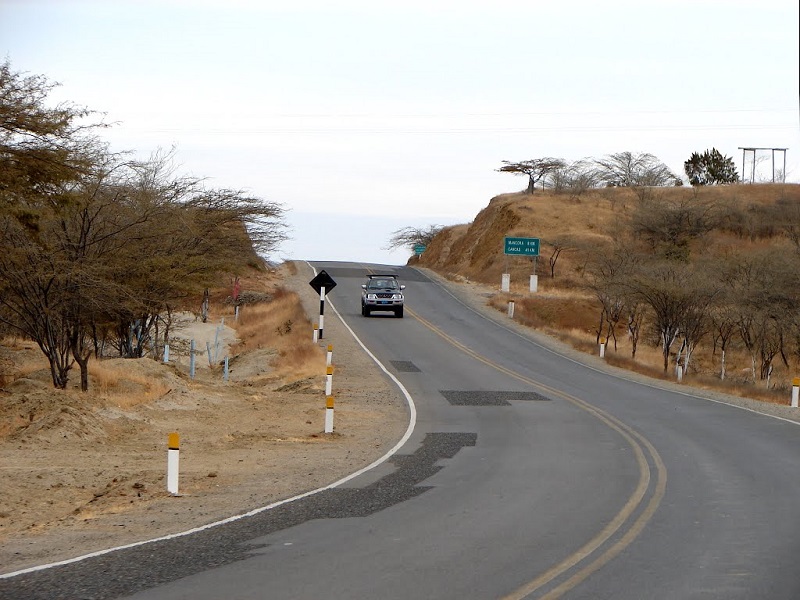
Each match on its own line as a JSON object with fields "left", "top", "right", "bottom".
{"left": 361, "top": 284, "right": 367, "bottom": 289}
{"left": 400, "top": 285, "right": 406, "bottom": 290}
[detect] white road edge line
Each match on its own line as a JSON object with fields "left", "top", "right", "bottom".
{"left": 1, "top": 262, "right": 417, "bottom": 580}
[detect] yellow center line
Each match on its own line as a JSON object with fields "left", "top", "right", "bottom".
{"left": 406, "top": 307, "right": 667, "bottom": 598}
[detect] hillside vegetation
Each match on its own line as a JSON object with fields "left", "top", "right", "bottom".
{"left": 417, "top": 184, "right": 800, "bottom": 403}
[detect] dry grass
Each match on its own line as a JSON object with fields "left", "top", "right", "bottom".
{"left": 429, "top": 184, "right": 800, "bottom": 406}
{"left": 231, "top": 286, "right": 325, "bottom": 380}
{"left": 89, "top": 361, "right": 172, "bottom": 407}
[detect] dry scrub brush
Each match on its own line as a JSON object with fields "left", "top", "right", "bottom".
{"left": 231, "top": 287, "right": 324, "bottom": 380}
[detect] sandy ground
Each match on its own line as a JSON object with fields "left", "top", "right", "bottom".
{"left": 0, "top": 262, "right": 409, "bottom": 575}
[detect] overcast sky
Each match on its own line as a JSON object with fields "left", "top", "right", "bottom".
{"left": 2, "top": 0, "right": 798, "bottom": 265}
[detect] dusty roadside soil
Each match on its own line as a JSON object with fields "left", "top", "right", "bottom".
{"left": 0, "top": 262, "right": 409, "bottom": 575}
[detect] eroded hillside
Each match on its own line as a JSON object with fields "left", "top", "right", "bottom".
{"left": 416, "top": 184, "right": 800, "bottom": 402}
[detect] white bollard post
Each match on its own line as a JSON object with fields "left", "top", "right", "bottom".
{"left": 167, "top": 432, "right": 180, "bottom": 495}
{"left": 189, "top": 340, "right": 196, "bottom": 379}
{"left": 163, "top": 343, "right": 170, "bottom": 363}
{"left": 234, "top": 305, "right": 239, "bottom": 322}
{"left": 318, "top": 286, "right": 326, "bottom": 340}
{"left": 501, "top": 273, "right": 510, "bottom": 292}
{"left": 677, "top": 365, "right": 684, "bottom": 382}
{"left": 312, "top": 324, "right": 319, "bottom": 343}
{"left": 324, "top": 396, "right": 335, "bottom": 433}
{"left": 223, "top": 356, "right": 229, "bottom": 382}
{"left": 507, "top": 301, "right": 515, "bottom": 318}
{"left": 791, "top": 377, "right": 799, "bottom": 408}
{"left": 530, "top": 274, "right": 538, "bottom": 293}
{"left": 325, "top": 366, "right": 333, "bottom": 396}
{"left": 599, "top": 337, "right": 606, "bottom": 359}
{"left": 326, "top": 344, "right": 333, "bottom": 367}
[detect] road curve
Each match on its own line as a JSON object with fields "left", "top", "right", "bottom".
{"left": 2, "top": 261, "right": 799, "bottom": 599}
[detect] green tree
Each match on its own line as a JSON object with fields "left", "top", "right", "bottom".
{"left": 684, "top": 148, "right": 739, "bottom": 186}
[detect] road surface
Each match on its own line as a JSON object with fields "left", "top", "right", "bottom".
{"left": 3, "top": 261, "right": 800, "bottom": 599}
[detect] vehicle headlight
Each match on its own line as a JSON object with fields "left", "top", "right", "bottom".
{"left": 392, "top": 294, "right": 404, "bottom": 300}
{"left": 367, "top": 293, "right": 378, "bottom": 300}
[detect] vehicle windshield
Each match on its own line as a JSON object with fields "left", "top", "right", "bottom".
{"left": 368, "top": 279, "right": 398, "bottom": 290}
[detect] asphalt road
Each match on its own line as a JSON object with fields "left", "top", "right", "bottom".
{"left": 3, "top": 261, "right": 800, "bottom": 599}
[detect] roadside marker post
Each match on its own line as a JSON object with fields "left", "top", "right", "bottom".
{"left": 325, "top": 396, "right": 335, "bottom": 433}
{"left": 599, "top": 337, "right": 606, "bottom": 359}
{"left": 308, "top": 270, "right": 337, "bottom": 341}
{"left": 507, "top": 301, "right": 515, "bottom": 318}
{"left": 677, "top": 365, "right": 684, "bottom": 383}
{"left": 189, "top": 340, "right": 196, "bottom": 379}
{"left": 318, "top": 286, "right": 326, "bottom": 339}
{"left": 313, "top": 324, "right": 319, "bottom": 343}
{"left": 326, "top": 344, "right": 333, "bottom": 367}
{"left": 167, "top": 432, "right": 180, "bottom": 495}
{"left": 792, "top": 377, "right": 799, "bottom": 408}
{"left": 163, "top": 343, "right": 169, "bottom": 363}
{"left": 325, "top": 366, "right": 333, "bottom": 396}
{"left": 223, "top": 356, "right": 229, "bottom": 382}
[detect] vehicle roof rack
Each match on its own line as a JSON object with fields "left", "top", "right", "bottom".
{"left": 367, "top": 274, "right": 398, "bottom": 279}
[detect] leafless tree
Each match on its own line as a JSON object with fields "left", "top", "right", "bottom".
{"left": 385, "top": 224, "right": 444, "bottom": 252}
{"left": 594, "top": 151, "right": 678, "bottom": 189}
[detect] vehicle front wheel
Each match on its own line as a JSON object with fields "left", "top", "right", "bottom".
{"left": 395, "top": 307, "right": 404, "bottom": 318}
{"left": 362, "top": 305, "right": 370, "bottom": 317}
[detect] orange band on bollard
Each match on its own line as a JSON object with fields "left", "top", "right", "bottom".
{"left": 168, "top": 432, "right": 179, "bottom": 450}
{"left": 326, "top": 396, "right": 334, "bottom": 409}
{"left": 793, "top": 377, "right": 800, "bottom": 387}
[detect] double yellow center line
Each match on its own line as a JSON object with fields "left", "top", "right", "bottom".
{"left": 407, "top": 307, "right": 667, "bottom": 599}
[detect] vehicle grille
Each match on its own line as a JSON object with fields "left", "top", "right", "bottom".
{"left": 376, "top": 293, "right": 394, "bottom": 298}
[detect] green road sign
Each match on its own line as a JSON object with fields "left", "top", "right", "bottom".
{"left": 413, "top": 244, "right": 426, "bottom": 255}
{"left": 504, "top": 237, "right": 540, "bottom": 256}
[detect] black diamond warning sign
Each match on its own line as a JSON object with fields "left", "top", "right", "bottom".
{"left": 309, "top": 270, "right": 337, "bottom": 295}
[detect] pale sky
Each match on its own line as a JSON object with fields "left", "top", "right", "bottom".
{"left": 2, "top": 0, "right": 798, "bottom": 264}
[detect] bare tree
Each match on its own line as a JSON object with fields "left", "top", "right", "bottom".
{"left": 544, "top": 235, "right": 574, "bottom": 278}
{"left": 594, "top": 151, "right": 678, "bottom": 188}
{"left": 386, "top": 224, "right": 444, "bottom": 252}
{"left": 630, "top": 194, "right": 722, "bottom": 261}
{"left": 497, "top": 158, "right": 566, "bottom": 194}
{"left": 627, "top": 261, "right": 700, "bottom": 373}
{"left": 550, "top": 159, "right": 600, "bottom": 197}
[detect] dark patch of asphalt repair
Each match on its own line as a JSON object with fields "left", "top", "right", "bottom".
{"left": 0, "top": 433, "right": 476, "bottom": 600}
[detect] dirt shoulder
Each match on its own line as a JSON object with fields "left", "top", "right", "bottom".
{"left": 0, "top": 262, "right": 409, "bottom": 575}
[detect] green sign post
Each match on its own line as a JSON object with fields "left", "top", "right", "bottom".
{"left": 504, "top": 237, "right": 540, "bottom": 256}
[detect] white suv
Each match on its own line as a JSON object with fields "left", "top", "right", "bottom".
{"left": 361, "top": 274, "right": 405, "bottom": 318}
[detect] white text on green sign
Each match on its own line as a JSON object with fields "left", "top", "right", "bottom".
{"left": 504, "top": 237, "right": 540, "bottom": 256}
